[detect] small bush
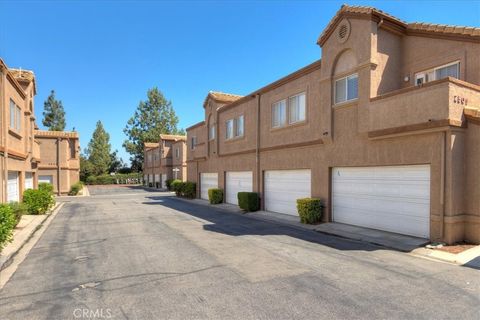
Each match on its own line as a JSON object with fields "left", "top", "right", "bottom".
{"left": 38, "top": 182, "right": 54, "bottom": 194}
{"left": 296, "top": 198, "right": 323, "bottom": 224}
{"left": 68, "top": 181, "right": 84, "bottom": 196}
{"left": 166, "top": 179, "right": 174, "bottom": 191}
{"left": 238, "top": 192, "right": 260, "bottom": 212}
{"left": 170, "top": 180, "right": 183, "bottom": 196}
{"left": 0, "top": 204, "right": 16, "bottom": 251}
{"left": 208, "top": 188, "right": 223, "bottom": 204}
{"left": 9, "top": 202, "right": 28, "bottom": 226}
{"left": 183, "top": 182, "right": 196, "bottom": 198}
{"left": 23, "top": 189, "right": 55, "bottom": 215}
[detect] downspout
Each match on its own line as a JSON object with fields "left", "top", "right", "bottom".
{"left": 57, "top": 137, "right": 61, "bottom": 196}
{"left": 440, "top": 130, "right": 447, "bottom": 241}
{"left": 255, "top": 94, "right": 261, "bottom": 205}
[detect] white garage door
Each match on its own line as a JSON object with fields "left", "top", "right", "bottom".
{"left": 39, "top": 175, "right": 53, "bottom": 185}
{"left": 162, "top": 174, "right": 167, "bottom": 189}
{"left": 226, "top": 171, "right": 253, "bottom": 205}
{"left": 7, "top": 171, "right": 20, "bottom": 202}
{"left": 200, "top": 173, "right": 218, "bottom": 200}
{"left": 25, "top": 172, "right": 34, "bottom": 190}
{"left": 148, "top": 174, "right": 153, "bottom": 183}
{"left": 155, "top": 174, "right": 160, "bottom": 187}
{"left": 265, "top": 170, "right": 311, "bottom": 216}
{"left": 332, "top": 165, "right": 430, "bottom": 238}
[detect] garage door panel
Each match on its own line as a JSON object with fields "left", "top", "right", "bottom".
{"left": 333, "top": 165, "right": 430, "bottom": 238}
{"left": 201, "top": 173, "right": 218, "bottom": 200}
{"left": 226, "top": 171, "right": 252, "bottom": 205}
{"left": 265, "top": 170, "right": 311, "bottom": 216}
{"left": 7, "top": 172, "right": 19, "bottom": 202}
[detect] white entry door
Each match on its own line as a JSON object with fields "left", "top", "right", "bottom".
{"left": 226, "top": 171, "right": 253, "bottom": 205}
{"left": 25, "top": 172, "right": 34, "bottom": 190}
{"left": 332, "top": 165, "right": 430, "bottom": 238}
{"left": 264, "top": 170, "right": 311, "bottom": 216}
{"left": 200, "top": 173, "right": 218, "bottom": 200}
{"left": 7, "top": 171, "right": 20, "bottom": 202}
{"left": 162, "top": 174, "right": 167, "bottom": 189}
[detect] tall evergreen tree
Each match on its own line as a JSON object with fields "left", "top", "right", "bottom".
{"left": 87, "top": 121, "right": 112, "bottom": 176}
{"left": 123, "top": 87, "right": 182, "bottom": 170}
{"left": 42, "top": 90, "right": 66, "bottom": 131}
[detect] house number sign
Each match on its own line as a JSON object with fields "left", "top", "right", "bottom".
{"left": 453, "top": 95, "right": 468, "bottom": 106}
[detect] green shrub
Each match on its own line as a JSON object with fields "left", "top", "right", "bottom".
{"left": 208, "top": 188, "right": 223, "bottom": 204}
{"left": 84, "top": 173, "right": 142, "bottom": 185}
{"left": 170, "top": 180, "right": 183, "bottom": 196}
{"left": 8, "top": 202, "right": 28, "bottom": 226}
{"left": 68, "top": 181, "right": 84, "bottom": 196}
{"left": 86, "top": 175, "right": 97, "bottom": 185}
{"left": 166, "top": 179, "right": 174, "bottom": 191}
{"left": 38, "top": 182, "right": 54, "bottom": 194}
{"left": 23, "top": 189, "right": 55, "bottom": 215}
{"left": 183, "top": 182, "right": 196, "bottom": 198}
{"left": 237, "top": 192, "right": 260, "bottom": 212}
{"left": 296, "top": 198, "right": 323, "bottom": 224}
{"left": 0, "top": 204, "right": 16, "bottom": 252}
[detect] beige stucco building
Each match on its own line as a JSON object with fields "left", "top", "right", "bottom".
{"left": 186, "top": 5, "right": 480, "bottom": 244}
{"left": 0, "top": 58, "right": 80, "bottom": 201}
{"left": 34, "top": 130, "right": 80, "bottom": 195}
{"left": 143, "top": 134, "right": 187, "bottom": 188}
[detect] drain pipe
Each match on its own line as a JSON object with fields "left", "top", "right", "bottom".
{"left": 57, "top": 137, "right": 61, "bottom": 196}
{"left": 440, "top": 130, "right": 447, "bottom": 241}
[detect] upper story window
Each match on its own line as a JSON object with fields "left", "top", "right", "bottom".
{"left": 272, "top": 92, "right": 306, "bottom": 128}
{"left": 236, "top": 115, "right": 244, "bottom": 137}
{"left": 191, "top": 136, "right": 197, "bottom": 150}
{"left": 175, "top": 148, "right": 180, "bottom": 158}
{"left": 9, "top": 99, "right": 22, "bottom": 132}
{"left": 226, "top": 119, "right": 234, "bottom": 139}
{"left": 415, "top": 61, "right": 459, "bottom": 85}
{"left": 335, "top": 74, "right": 358, "bottom": 104}
{"left": 272, "top": 100, "right": 287, "bottom": 128}
{"left": 209, "top": 125, "right": 215, "bottom": 141}
{"left": 147, "top": 154, "right": 152, "bottom": 164}
{"left": 288, "top": 93, "right": 306, "bottom": 124}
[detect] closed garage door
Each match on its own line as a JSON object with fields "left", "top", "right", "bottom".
{"left": 265, "top": 170, "right": 311, "bottom": 216}
{"left": 39, "top": 175, "right": 53, "bottom": 185}
{"left": 155, "top": 174, "right": 160, "bottom": 188}
{"left": 200, "top": 173, "right": 218, "bottom": 200}
{"left": 162, "top": 174, "right": 167, "bottom": 189}
{"left": 25, "top": 172, "right": 34, "bottom": 190}
{"left": 226, "top": 171, "right": 253, "bottom": 205}
{"left": 8, "top": 171, "right": 20, "bottom": 202}
{"left": 332, "top": 165, "right": 430, "bottom": 238}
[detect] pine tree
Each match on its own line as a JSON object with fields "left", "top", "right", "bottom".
{"left": 123, "top": 87, "right": 182, "bottom": 170}
{"left": 87, "top": 121, "right": 112, "bottom": 176}
{"left": 42, "top": 90, "right": 66, "bottom": 131}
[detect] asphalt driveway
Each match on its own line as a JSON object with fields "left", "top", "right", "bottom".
{"left": 0, "top": 185, "right": 478, "bottom": 320}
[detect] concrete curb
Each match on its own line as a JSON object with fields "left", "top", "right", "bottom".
{"left": 411, "top": 245, "right": 480, "bottom": 267}
{"left": 0, "top": 202, "right": 65, "bottom": 277}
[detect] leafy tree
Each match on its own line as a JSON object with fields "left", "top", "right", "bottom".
{"left": 123, "top": 87, "right": 182, "bottom": 170}
{"left": 42, "top": 90, "right": 66, "bottom": 131}
{"left": 108, "top": 150, "right": 124, "bottom": 173}
{"left": 87, "top": 121, "right": 112, "bottom": 176}
{"left": 79, "top": 154, "right": 94, "bottom": 182}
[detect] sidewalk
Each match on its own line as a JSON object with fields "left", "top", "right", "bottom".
{"left": 0, "top": 202, "right": 64, "bottom": 271}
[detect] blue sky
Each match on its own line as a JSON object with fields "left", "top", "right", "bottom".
{"left": 1, "top": 0, "right": 478, "bottom": 163}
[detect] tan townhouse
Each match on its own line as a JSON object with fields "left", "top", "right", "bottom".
{"left": 186, "top": 5, "right": 480, "bottom": 244}
{"left": 143, "top": 134, "right": 187, "bottom": 188}
{"left": 34, "top": 130, "right": 80, "bottom": 195}
{"left": 0, "top": 60, "right": 40, "bottom": 202}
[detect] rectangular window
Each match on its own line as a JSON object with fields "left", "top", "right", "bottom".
{"left": 70, "top": 140, "right": 76, "bottom": 159}
{"left": 191, "top": 136, "right": 196, "bottom": 150}
{"left": 335, "top": 74, "right": 358, "bottom": 104}
{"left": 235, "top": 115, "right": 244, "bottom": 137}
{"left": 209, "top": 125, "right": 215, "bottom": 140}
{"left": 175, "top": 148, "right": 179, "bottom": 158}
{"left": 226, "top": 119, "right": 234, "bottom": 139}
{"left": 288, "top": 93, "right": 306, "bottom": 124}
{"left": 272, "top": 100, "right": 287, "bottom": 128}
{"left": 9, "top": 99, "right": 15, "bottom": 129}
{"left": 415, "top": 61, "right": 459, "bottom": 86}
{"left": 16, "top": 106, "right": 21, "bottom": 130}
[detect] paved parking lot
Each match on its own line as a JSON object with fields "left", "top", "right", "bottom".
{"left": 0, "top": 185, "right": 478, "bottom": 320}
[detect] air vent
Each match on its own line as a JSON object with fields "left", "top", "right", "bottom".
{"left": 337, "top": 19, "right": 351, "bottom": 43}
{"left": 339, "top": 24, "right": 348, "bottom": 39}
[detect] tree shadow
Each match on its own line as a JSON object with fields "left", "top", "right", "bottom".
{"left": 145, "top": 195, "right": 385, "bottom": 252}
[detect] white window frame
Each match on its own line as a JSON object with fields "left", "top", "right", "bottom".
{"left": 209, "top": 125, "right": 215, "bottom": 141}
{"left": 415, "top": 61, "right": 460, "bottom": 86}
{"left": 175, "top": 148, "right": 179, "bottom": 158}
{"left": 334, "top": 73, "right": 358, "bottom": 105}
{"left": 272, "top": 99, "right": 287, "bottom": 128}
{"left": 235, "top": 115, "right": 244, "bottom": 137}
{"left": 226, "top": 119, "right": 234, "bottom": 140}
{"left": 288, "top": 92, "right": 306, "bottom": 124}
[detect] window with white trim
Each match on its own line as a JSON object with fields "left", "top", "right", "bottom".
{"left": 415, "top": 61, "right": 459, "bottom": 85}
{"left": 209, "top": 125, "right": 215, "bottom": 140}
{"left": 226, "top": 119, "right": 234, "bottom": 139}
{"left": 272, "top": 99, "right": 287, "bottom": 128}
{"left": 175, "top": 148, "right": 179, "bottom": 158}
{"left": 235, "top": 115, "right": 244, "bottom": 137}
{"left": 10, "top": 99, "right": 15, "bottom": 129}
{"left": 288, "top": 93, "right": 306, "bottom": 124}
{"left": 10, "top": 99, "right": 22, "bottom": 131}
{"left": 190, "top": 136, "right": 197, "bottom": 150}
{"left": 335, "top": 73, "right": 358, "bottom": 104}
